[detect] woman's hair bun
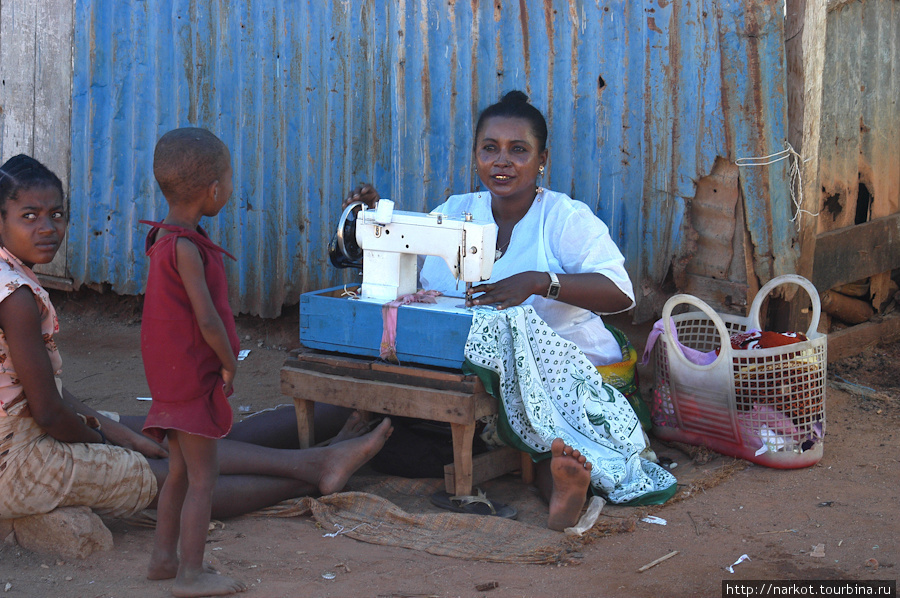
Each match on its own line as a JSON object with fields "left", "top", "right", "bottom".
{"left": 500, "top": 90, "right": 529, "bottom": 106}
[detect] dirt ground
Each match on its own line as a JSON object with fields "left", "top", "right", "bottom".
{"left": 0, "top": 290, "right": 897, "bottom": 598}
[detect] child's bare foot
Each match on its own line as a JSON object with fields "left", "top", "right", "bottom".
{"left": 173, "top": 571, "right": 247, "bottom": 597}
{"left": 147, "top": 557, "right": 217, "bottom": 581}
{"left": 326, "top": 411, "right": 372, "bottom": 445}
{"left": 147, "top": 550, "right": 177, "bottom": 580}
{"left": 547, "top": 438, "right": 592, "bottom": 531}
{"left": 317, "top": 417, "right": 393, "bottom": 495}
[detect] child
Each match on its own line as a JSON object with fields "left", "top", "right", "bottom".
{"left": 141, "top": 128, "right": 247, "bottom": 597}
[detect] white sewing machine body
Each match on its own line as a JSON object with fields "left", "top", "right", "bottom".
{"left": 354, "top": 201, "right": 497, "bottom": 303}
{"left": 299, "top": 200, "right": 498, "bottom": 369}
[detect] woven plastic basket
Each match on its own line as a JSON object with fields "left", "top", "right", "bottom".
{"left": 650, "top": 275, "right": 827, "bottom": 468}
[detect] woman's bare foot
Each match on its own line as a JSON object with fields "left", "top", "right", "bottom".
{"left": 547, "top": 438, "right": 592, "bottom": 531}
{"left": 317, "top": 417, "right": 393, "bottom": 495}
{"left": 173, "top": 570, "right": 247, "bottom": 598}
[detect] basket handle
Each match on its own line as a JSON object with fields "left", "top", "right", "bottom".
{"left": 661, "top": 293, "right": 732, "bottom": 370}
{"left": 748, "top": 274, "right": 821, "bottom": 337}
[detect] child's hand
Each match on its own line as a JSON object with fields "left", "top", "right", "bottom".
{"left": 221, "top": 366, "right": 236, "bottom": 396}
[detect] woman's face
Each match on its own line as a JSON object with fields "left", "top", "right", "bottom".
{"left": 0, "top": 185, "right": 67, "bottom": 268}
{"left": 474, "top": 116, "right": 547, "bottom": 204}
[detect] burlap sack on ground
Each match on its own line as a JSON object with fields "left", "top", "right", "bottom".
{"left": 254, "top": 479, "right": 571, "bottom": 564}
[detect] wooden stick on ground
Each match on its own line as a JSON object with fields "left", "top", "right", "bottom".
{"left": 637, "top": 550, "right": 679, "bottom": 573}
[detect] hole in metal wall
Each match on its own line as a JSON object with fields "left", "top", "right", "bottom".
{"left": 855, "top": 179, "right": 872, "bottom": 225}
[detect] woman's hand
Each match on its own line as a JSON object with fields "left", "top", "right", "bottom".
{"left": 466, "top": 271, "right": 634, "bottom": 313}
{"left": 343, "top": 184, "right": 380, "bottom": 210}
{"left": 102, "top": 419, "right": 169, "bottom": 459}
{"left": 466, "top": 271, "right": 547, "bottom": 309}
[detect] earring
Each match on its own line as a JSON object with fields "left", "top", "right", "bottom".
{"left": 539, "top": 165, "right": 545, "bottom": 176}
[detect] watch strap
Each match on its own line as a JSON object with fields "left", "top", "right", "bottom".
{"left": 545, "top": 272, "right": 561, "bottom": 299}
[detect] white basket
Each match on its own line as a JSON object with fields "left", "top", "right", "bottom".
{"left": 651, "top": 275, "right": 827, "bottom": 468}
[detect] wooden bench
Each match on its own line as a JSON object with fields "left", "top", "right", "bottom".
{"left": 280, "top": 349, "right": 532, "bottom": 496}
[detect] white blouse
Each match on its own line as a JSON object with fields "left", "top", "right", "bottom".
{"left": 420, "top": 189, "right": 635, "bottom": 365}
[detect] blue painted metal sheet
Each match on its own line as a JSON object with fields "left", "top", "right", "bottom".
{"left": 69, "top": 0, "right": 792, "bottom": 319}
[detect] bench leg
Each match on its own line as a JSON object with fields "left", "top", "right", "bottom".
{"left": 294, "top": 398, "right": 316, "bottom": 449}
{"left": 520, "top": 452, "right": 535, "bottom": 485}
{"left": 448, "top": 422, "right": 476, "bottom": 496}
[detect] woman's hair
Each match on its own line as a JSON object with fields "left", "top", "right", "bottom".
{"left": 0, "top": 155, "right": 64, "bottom": 216}
{"left": 474, "top": 90, "right": 548, "bottom": 152}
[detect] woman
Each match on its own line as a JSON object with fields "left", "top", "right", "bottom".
{"left": 345, "top": 91, "right": 675, "bottom": 530}
{"left": 0, "top": 154, "right": 392, "bottom": 542}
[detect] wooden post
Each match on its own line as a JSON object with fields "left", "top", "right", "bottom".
{"left": 785, "top": 0, "right": 828, "bottom": 330}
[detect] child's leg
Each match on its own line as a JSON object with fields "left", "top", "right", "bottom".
{"left": 147, "top": 430, "right": 188, "bottom": 580}
{"left": 174, "top": 432, "right": 246, "bottom": 597}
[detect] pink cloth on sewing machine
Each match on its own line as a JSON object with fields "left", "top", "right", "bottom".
{"left": 380, "top": 290, "right": 443, "bottom": 362}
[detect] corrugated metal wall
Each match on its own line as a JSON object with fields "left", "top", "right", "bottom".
{"left": 818, "top": 0, "right": 900, "bottom": 232}
{"left": 69, "top": 0, "right": 792, "bottom": 319}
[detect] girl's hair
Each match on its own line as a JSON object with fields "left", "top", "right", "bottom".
{"left": 0, "top": 155, "right": 64, "bottom": 215}
{"left": 474, "top": 90, "right": 548, "bottom": 152}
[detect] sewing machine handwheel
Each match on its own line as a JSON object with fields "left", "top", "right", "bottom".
{"left": 329, "top": 201, "right": 364, "bottom": 268}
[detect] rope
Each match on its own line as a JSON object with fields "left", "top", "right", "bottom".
{"left": 736, "top": 140, "right": 818, "bottom": 231}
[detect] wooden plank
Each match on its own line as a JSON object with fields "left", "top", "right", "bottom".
{"left": 370, "top": 361, "right": 470, "bottom": 383}
{"left": 683, "top": 274, "right": 749, "bottom": 316}
{"left": 280, "top": 366, "right": 494, "bottom": 425}
{"left": 293, "top": 350, "right": 375, "bottom": 371}
{"left": 0, "top": 0, "right": 37, "bottom": 159}
{"left": 786, "top": 0, "right": 827, "bottom": 330}
{"left": 0, "top": 0, "right": 73, "bottom": 279}
{"left": 812, "top": 214, "right": 900, "bottom": 292}
{"left": 827, "top": 314, "right": 900, "bottom": 363}
{"left": 290, "top": 348, "right": 477, "bottom": 393}
{"left": 293, "top": 398, "right": 316, "bottom": 448}
{"left": 448, "top": 422, "right": 476, "bottom": 495}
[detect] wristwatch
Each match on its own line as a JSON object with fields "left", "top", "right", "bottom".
{"left": 545, "top": 272, "right": 561, "bottom": 300}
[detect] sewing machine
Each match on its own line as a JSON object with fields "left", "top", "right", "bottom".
{"left": 349, "top": 199, "right": 496, "bottom": 302}
{"left": 288, "top": 204, "right": 526, "bottom": 495}
{"left": 300, "top": 199, "right": 498, "bottom": 368}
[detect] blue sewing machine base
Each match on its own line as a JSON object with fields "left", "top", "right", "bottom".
{"left": 299, "top": 285, "right": 475, "bottom": 370}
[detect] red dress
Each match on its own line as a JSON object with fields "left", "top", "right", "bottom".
{"left": 140, "top": 221, "right": 239, "bottom": 442}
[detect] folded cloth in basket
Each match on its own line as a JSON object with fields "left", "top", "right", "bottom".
{"left": 641, "top": 319, "right": 718, "bottom": 366}
{"left": 729, "top": 330, "right": 807, "bottom": 350}
{"left": 642, "top": 321, "right": 809, "bottom": 366}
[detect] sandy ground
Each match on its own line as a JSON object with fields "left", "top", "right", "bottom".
{"left": 0, "top": 290, "right": 896, "bottom": 598}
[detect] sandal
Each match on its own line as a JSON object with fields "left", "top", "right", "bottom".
{"left": 430, "top": 488, "right": 517, "bottom": 519}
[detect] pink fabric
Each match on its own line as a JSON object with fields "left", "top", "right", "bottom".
{"left": 0, "top": 247, "right": 63, "bottom": 415}
{"left": 380, "top": 290, "right": 443, "bottom": 362}
{"left": 641, "top": 318, "right": 718, "bottom": 366}
{"left": 642, "top": 319, "right": 809, "bottom": 367}
{"left": 737, "top": 403, "right": 801, "bottom": 450}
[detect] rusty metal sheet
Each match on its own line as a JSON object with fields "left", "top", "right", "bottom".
{"left": 818, "top": 0, "right": 900, "bottom": 233}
